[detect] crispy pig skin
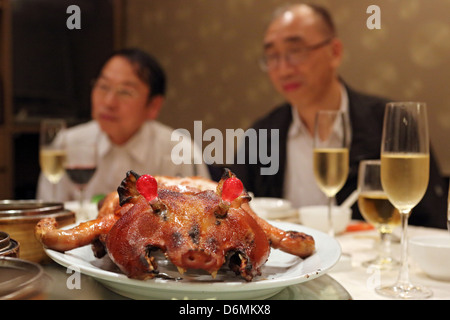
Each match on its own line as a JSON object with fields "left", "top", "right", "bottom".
{"left": 35, "top": 169, "right": 315, "bottom": 281}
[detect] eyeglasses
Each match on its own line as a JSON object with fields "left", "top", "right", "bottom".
{"left": 91, "top": 79, "right": 140, "bottom": 100}
{"left": 259, "top": 37, "right": 334, "bottom": 71}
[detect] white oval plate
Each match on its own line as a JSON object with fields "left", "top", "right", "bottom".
{"left": 45, "top": 221, "right": 341, "bottom": 300}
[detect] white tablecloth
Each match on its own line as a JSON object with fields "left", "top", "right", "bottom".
{"left": 48, "top": 203, "right": 450, "bottom": 300}
{"left": 328, "top": 224, "right": 450, "bottom": 300}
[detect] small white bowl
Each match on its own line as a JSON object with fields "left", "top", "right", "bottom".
{"left": 409, "top": 235, "right": 450, "bottom": 281}
{"left": 298, "top": 205, "right": 351, "bottom": 234}
{"left": 249, "top": 197, "right": 296, "bottom": 219}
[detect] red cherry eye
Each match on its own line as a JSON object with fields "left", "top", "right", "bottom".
{"left": 222, "top": 177, "right": 244, "bottom": 202}
{"left": 136, "top": 174, "right": 158, "bottom": 201}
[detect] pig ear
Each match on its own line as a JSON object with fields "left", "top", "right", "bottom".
{"left": 221, "top": 177, "right": 244, "bottom": 202}
{"left": 136, "top": 174, "right": 158, "bottom": 202}
{"left": 118, "top": 170, "right": 141, "bottom": 206}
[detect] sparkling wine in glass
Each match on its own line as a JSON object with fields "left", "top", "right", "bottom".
{"left": 377, "top": 101, "right": 432, "bottom": 299}
{"left": 65, "top": 143, "right": 97, "bottom": 221}
{"left": 358, "top": 159, "right": 401, "bottom": 269}
{"left": 313, "top": 110, "right": 350, "bottom": 237}
{"left": 39, "top": 119, "right": 67, "bottom": 200}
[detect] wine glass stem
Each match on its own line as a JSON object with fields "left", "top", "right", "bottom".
{"left": 327, "top": 196, "right": 335, "bottom": 237}
{"left": 78, "top": 187, "right": 86, "bottom": 221}
{"left": 397, "top": 210, "right": 411, "bottom": 287}
{"left": 51, "top": 183, "right": 56, "bottom": 201}
{"left": 379, "top": 232, "right": 391, "bottom": 261}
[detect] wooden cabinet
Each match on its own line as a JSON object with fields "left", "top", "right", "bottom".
{"left": 0, "top": 0, "right": 13, "bottom": 199}
{"left": 0, "top": 0, "right": 123, "bottom": 199}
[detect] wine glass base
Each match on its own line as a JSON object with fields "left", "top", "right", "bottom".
{"left": 362, "top": 256, "right": 400, "bottom": 270}
{"left": 376, "top": 283, "right": 432, "bottom": 299}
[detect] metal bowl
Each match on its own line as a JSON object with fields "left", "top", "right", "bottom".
{"left": 0, "top": 200, "right": 64, "bottom": 218}
{"left": 0, "top": 257, "right": 49, "bottom": 300}
{"left": 0, "top": 231, "right": 20, "bottom": 258}
{"left": 0, "top": 200, "right": 75, "bottom": 262}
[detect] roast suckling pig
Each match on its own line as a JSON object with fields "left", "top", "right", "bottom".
{"left": 35, "top": 170, "right": 315, "bottom": 281}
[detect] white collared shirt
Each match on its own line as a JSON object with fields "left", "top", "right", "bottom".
{"left": 283, "top": 85, "right": 350, "bottom": 208}
{"left": 37, "top": 120, "right": 210, "bottom": 202}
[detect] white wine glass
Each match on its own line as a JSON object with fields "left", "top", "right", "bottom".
{"left": 313, "top": 110, "right": 350, "bottom": 237}
{"left": 377, "top": 101, "right": 432, "bottom": 299}
{"left": 65, "top": 142, "right": 97, "bottom": 221}
{"left": 39, "top": 119, "right": 67, "bottom": 201}
{"left": 358, "top": 159, "right": 400, "bottom": 269}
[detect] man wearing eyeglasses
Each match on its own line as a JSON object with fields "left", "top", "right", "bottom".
{"left": 232, "top": 3, "right": 448, "bottom": 228}
{"left": 37, "top": 48, "right": 209, "bottom": 202}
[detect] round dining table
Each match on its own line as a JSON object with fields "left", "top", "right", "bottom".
{"left": 40, "top": 217, "right": 450, "bottom": 300}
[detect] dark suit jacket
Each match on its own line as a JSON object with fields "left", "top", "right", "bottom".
{"left": 231, "top": 85, "right": 448, "bottom": 229}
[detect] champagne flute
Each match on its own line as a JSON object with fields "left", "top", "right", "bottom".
{"left": 358, "top": 159, "right": 401, "bottom": 269}
{"left": 377, "top": 101, "right": 432, "bottom": 299}
{"left": 39, "top": 119, "right": 67, "bottom": 200}
{"left": 65, "top": 142, "right": 97, "bottom": 221}
{"left": 313, "top": 110, "right": 350, "bottom": 237}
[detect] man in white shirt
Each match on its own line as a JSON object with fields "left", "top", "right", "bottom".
{"left": 37, "top": 48, "right": 209, "bottom": 202}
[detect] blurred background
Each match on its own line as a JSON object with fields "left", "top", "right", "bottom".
{"left": 1, "top": 0, "right": 449, "bottom": 199}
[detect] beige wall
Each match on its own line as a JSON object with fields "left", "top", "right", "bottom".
{"left": 125, "top": 0, "right": 450, "bottom": 174}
